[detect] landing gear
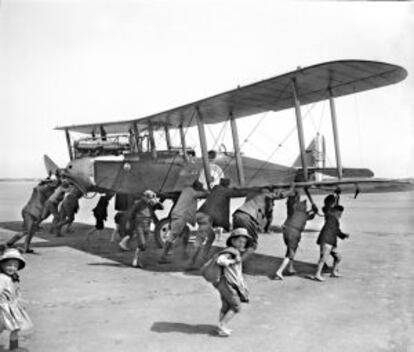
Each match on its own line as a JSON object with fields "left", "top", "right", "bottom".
{"left": 153, "top": 217, "right": 192, "bottom": 248}
{"left": 153, "top": 218, "right": 171, "bottom": 248}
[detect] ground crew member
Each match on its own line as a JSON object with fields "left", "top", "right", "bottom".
{"left": 273, "top": 199, "right": 317, "bottom": 279}
{"left": 232, "top": 185, "right": 295, "bottom": 261}
{"left": 6, "top": 180, "right": 57, "bottom": 253}
{"left": 54, "top": 185, "right": 84, "bottom": 236}
{"left": 158, "top": 180, "right": 208, "bottom": 263}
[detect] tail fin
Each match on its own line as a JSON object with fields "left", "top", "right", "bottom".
{"left": 292, "top": 135, "right": 375, "bottom": 181}
{"left": 292, "top": 133, "right": 326, "bottom": 168}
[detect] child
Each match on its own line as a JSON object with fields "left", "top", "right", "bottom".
{"left": 273, "top": 199, "right": 317, "bottom": 280}
{"left": 215, "top": 228, "right": 251, "bottom": 337}
{"left": 313, "top": 205, "right": 350, "bottom": 281}
{"left": 120, "top": 190, "right": 163, "bottom": 268}
{"left": 0, "top": 248, "right": 32, "bottom": 350}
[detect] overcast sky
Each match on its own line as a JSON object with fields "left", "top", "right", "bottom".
{"left": 0, "top": 0, "right": 413, "bottom": 179}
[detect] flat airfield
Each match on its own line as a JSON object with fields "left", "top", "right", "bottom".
{"left": 0, "top": 183, "right": 412, "bottom": 352}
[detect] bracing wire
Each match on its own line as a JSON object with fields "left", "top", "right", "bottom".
{"left": 207, "top": 121, "right": 228, "bottom": 150}
{"left": 219, "top": 80, "right": 292, "bottom": 174}
{"left": 158, "top": 111, "right": 196, "bottom": 193}
{"left": 245, "top": 100, "right": 323, "bottom": 186}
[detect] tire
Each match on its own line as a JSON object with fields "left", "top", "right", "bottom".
{"left": 154, "top": 218, "right": 170, "bottom": 248}
{"left": 153, "top": 217, "right": 194, "bottom": 248}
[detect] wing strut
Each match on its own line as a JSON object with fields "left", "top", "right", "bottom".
{"left": 328, "top": 88, "right": 343, "bottom": 179}
{"left": 65, "top": 129, "right": 73, "bottom": 161}
{"left": 291, "top": 78, "right": 308, "bottom": 181}
{"left": 133, "top": 122, "right": 142, "bottom": 153}
{"left": 148, "top": 122, "right": 157, "bottom": 159}
{"left": 164, "top": 125, "right": 172, "bottom": 150}
{"left": 195, "top": 107, "right": 212, "bottom": 190}
{"left": 179, "top": 125, "right": 188, "bottom": 161}
{"left": 229, "top": 112, "right": 245, "bottom": 187}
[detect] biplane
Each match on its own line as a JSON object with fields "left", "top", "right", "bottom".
{"left": 46, "top": 60, "right": 409, "bottom": 244}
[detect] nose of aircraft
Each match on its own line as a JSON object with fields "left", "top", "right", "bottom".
{"left": 65, "top": 157, "right": 95, "bottom": 191}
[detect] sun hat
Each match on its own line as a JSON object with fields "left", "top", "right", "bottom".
{"left": 0, "top": 248, "right": 26, "bottom": 270}
{"left": 143, "top": 190, "right": 157, "bottom": 199}
{"left": 226, "top": 227, "right": 253, "bottom": 247}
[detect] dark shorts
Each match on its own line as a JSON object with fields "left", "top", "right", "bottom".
{"left": 114, "top": 212, "right": 123, "bottom": 224}
{"left": 95, "top": 219, "right": 105, "bottom": 230}
{"left": 282, "top": 226, "right": 302, "bottom": 259}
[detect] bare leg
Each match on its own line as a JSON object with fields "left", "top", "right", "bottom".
{"left": 132, "top": 248, "right": 143, "bottom": 268}
{"left": 118, "top": 235, "right": 131, "bottom": 250}
{"left": 110, "top": 226, "right": 120, "bottom": 242}
{"left": 330, "top": 251, "right": 343, "bottom": 277}
{"left": 314, "top": 245, "right": 330, "bottom": 281}
{"left": 275, "top": 257, "right": 290, "bottom": 280}
{"left": 218, "top": 310, "right": 237, "bottom": 336}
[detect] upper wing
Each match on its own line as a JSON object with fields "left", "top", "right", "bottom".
{"left": 56, "top": 60, "right": 407, "bottom": 134}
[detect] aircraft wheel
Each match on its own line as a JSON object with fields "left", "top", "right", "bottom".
{"left": 154, "top": 218, "right": 170, "bottom": 248}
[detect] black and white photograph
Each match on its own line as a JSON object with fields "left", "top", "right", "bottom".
{"left": 0, "top": 1, "right": 413, "bottom": 351}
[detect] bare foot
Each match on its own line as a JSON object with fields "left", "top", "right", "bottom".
{"left": 271, "top": 272, "right": 283, "bottom": 280}
{"left": 314, "top": 275, "right": 325, "bottom": 282}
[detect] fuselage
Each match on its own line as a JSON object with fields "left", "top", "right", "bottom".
{"left": 64, "top": 151, "right": 297, "bottom": 196}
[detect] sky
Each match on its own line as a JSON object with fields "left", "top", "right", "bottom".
{"left": 0, "top": 0, "right": 413, "bottom": 179}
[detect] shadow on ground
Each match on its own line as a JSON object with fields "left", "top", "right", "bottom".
{"left": 0, "top": 221, "right": 317, "bottom": 279}
{"left": 151, "top": 322, "right": 217, "bottom": 336}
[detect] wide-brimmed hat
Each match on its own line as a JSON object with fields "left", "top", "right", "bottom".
{"left": 226, "top": 227, "right": 253, "bottom": 247}
{"left": 0, "top": 248, "right": 26, "bottom": 270}
{"left": 143, "top": 190, "right": 157, "bottom": 199}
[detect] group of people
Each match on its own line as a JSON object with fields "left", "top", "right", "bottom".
{"left": 0, "top": 175, "right": 351, "bottom": 345}
{"left": 198, "top": 185, "right": 349, "bottom": 336}
{"left": 6, "top": 174, "right": 84, "bottom": 254}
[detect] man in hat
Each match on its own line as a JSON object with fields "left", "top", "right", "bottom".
{"left": 159, "top": 180, "right": 208, "bottom": 263}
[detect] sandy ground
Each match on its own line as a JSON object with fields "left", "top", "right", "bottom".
{"left": 0, "top": 191, "right": 413, "bottom": 352}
